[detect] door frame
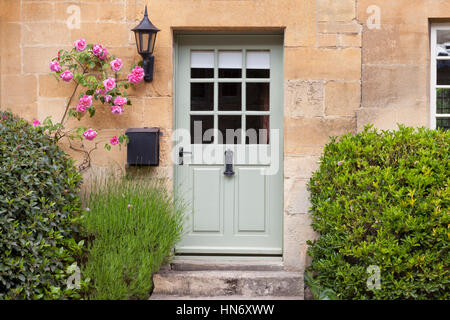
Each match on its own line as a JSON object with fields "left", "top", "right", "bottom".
{"left": 172, "top": 32, "right": 285, "bottom": 257}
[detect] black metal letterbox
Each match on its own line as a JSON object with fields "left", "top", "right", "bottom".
{"left": 125, "top": 128, "right": 160, "bottom": 166}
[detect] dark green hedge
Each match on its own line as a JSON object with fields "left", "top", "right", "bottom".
{"left": 307, "top": 125, "right": 449, "bottom": 300}
{"left": 0, "top": 111, "right": 83, "bottom": 299}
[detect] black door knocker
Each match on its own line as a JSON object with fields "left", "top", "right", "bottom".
{"left": 224, "top": 149, "right": 235, "bottom": 176}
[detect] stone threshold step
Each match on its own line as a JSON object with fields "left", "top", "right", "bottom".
{"left": 150, "top": 294, "right": 302, "bottom": 300}
{"left": 152, "top": 270, "right": 303, "bottom": 298}
{"left": 170, "top": 259, "right": 285, "bottom": 272}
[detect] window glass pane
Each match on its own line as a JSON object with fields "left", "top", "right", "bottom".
{"left": 437, "top": 89, "right": 450, "bottom": 114}
{"left": 219, "top": 51, "right": 242, "bottom": 78}
{"left": 246, "top": 83, "right": 270, "bottom": 111}
{"left": 437, "top": 60, "right": 450, "bottom": 85}
{"left": 247, "top": 69, "right": 270, "bottom": 78}
{"left": 191, "top": 51, "right": 214, "bottom": 79}
{"left": 192, "top": 68, "right": 214, "bottom": 78}
{"left": 246, "top": 116, "right": 270, "bottom": 144}
{"left": 436, "top": 118, "right": 450, "bottom": 131}
{"left": 191, "top": 83, "right": 214, "bottom": 111}
{"left": 246, "top": 51, "right": 270, "bottom": 78}
{"left": 437, "top": 30, "right": 450, "bottom": 57}
{"left": 191, "top": 116, "right": 214, "bottom": 144}
{"left": 219, "top": 68, "right": 242, "bottom": 78}
{"left": 219, "top": 83, "right": 241, "bottom": 111}
{"left": 218, "top": 115, "right": 242, "bottom": 144}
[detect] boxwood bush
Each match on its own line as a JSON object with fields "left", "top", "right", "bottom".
{"left": 307, "top": 125, "right": 449, "bottom": 300}
{"left": 0, "top": 111, "right": 84, "bottom": 299}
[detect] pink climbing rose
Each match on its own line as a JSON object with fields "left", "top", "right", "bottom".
{"left": 110, "top": 58, "right": 123, "bottom": 72}
{"left": 110, "top": 136, "right": 119, "bottom": 145}
{"left": 74, "top": 38, "right": 87, "bottom": 51}
{"left": 32, "top": 120, "right": 40, "bottom": 127}
{"left": 83, "top": 128, "right": 97, "bottom": 140}
{"left": 99, "top": 48, "right": 108, "bottom": 60}
{"left": 49, "top": 60, "right": 61, "bottom": 72}
{"left": 103, "top": 77, "right": 116, "bottom": 91}
{"left": 111, "top": 105, "right": 123, "bottom": 114}
{"left": 79, "top": 95, "right": 93, "bottom": 108}
{"left": 127, "top": 66, "right": 145, "bottom": 84}
{"left": 113, "top": 96, "right": 127, "bottom": 106}
{"left": 92, "top": 44, "right": 103, "bottom": 56}
{"left": 76, "top": 104, "right": 87, "bottom": 113}
{"left": 104, "top": 95, "right": 113, "bottom": 103}
{"left": 60, "top": 70, "right": 73, "bottom": 82}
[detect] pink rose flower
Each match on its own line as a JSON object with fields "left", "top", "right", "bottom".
{"left": 74, "top": 38, "right": 87, "bottom": 51}
{"left": 76, "top": 104, "right": 87, "bottom": 113}
{"left": 83, "top": 128, "right": 97, "bottom": 140}
{"left": 127, "top": 66, "right": 145, "bottom": 84}
{"left": 133, "top": 66, "right": 145, "bottom": 78}
{"left": 99, "top": 48, "right": 108, "bottom": 60}
{"left": 104, "top": 95, "right": 112, "bottom": 103}
{"left": 79, "top": 95, "right": 93, "bottom": 108}
{"left": 127, "top": 74, "right": 139, "bottom": 84}
{"left": 92, "top": 44, "right": 103, "bottom": 56}
{"left": 49, "top": 60, "right": 61, "bottom": 72}
{"left": 110, "top": 58, "right": 123, "bottom": 72}
{"left": 96, "top": 88, "right": 106, "bottom": 95}
{"left": 110, "top": 136, "right": 119, "bottom": 145}
{"left": 60, "top": 70, "right": 73, "bottom": 82}
{"left": 32, "top": 120, "right": 40, "bottom": 127}
{"left": 103, "top": 77, "right": 116, "bottom": 91}
{"left": 80, "top": 95, "right": 92, "bottom": 108}
{"left": 2, "top": 115, "right": 7, "bottom": 120}
{"left": 111, "top": 105, "right": 123, "bottom": 114}
{"left": 113, "top": 96, "right": 127, "bottom": 106}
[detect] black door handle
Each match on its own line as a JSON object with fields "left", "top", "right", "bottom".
{"left": 179, "top": 147, "right": 192, "bottom": 165}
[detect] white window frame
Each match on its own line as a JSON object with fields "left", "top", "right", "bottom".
{"left": 430, "top": 24, "right": 450, "bottom": 129}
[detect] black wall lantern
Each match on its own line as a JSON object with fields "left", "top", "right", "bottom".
{"left": 132, "top": 6, "right": 160, "bottom": 82}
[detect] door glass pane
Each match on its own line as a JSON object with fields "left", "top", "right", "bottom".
{"left": 437, "top": 89, "right": 450, "bottom": 114}
{"left": 246, "top": 83, "right": 270, "bottom": 111}
{"left": 437, "top": 30, "right": 450, "bottom": 57}
{"left": 246, "top": 116, "right": 270, "bottom": 144}
{"left": 436, "top": 118, "right": 450, "bottom": 131}
{"left": 437, "top": 60, "right": 450, "bottom": 85}
{"left": 219, "top": 51, "right": 242, "bottom": 78}
{"left": 191, "top": 83, "right": 213, "bottom": 111}
{"left": 218, "top": 115, "right": 242, "bottom": 144}
{"left": 191, "top": 116, "right": 214, "bottom": 144}
{"left": 219, "top": 83, "right": 241, "bottom": 111}
{"left": 246, "top": 51, "right": 270, "bottom": 78}
{"left": 191, "top": 51, "right": 214, "bottom": 78}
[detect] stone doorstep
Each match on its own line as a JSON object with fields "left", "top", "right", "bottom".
{"left": 151, "top": 270, "right": 304, "bottom": 299}
{"left": 170, "top": 260, "right": 285, "bottom": 272}
{"left": 150, "top": 294, "right": 302, "bottom": 300}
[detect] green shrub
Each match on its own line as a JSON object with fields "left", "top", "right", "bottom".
{"left": 0, "top": 111, "right": 84, "bottom": 299}
{"left": 82, "top": 175, "right": 185, "bottom": 300}
{"left": 307, "top": 125, "right": 449, "bottom": 300}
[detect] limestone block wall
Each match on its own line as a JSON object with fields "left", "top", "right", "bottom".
{"left": 356, "top": 0, "right": 450, "bottom": 130}
{"left": 0, "top": 0, "right": 364, "bottom": 271}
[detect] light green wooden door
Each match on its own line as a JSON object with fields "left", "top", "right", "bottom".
{"left": 174, "top": 34, "right": 283, "bottom": 255}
